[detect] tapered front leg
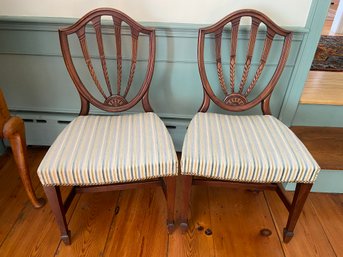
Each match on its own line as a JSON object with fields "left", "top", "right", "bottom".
{"left": 163, "top": 176, "right": 177, "bottom": 233}
{"left": 283, "top": 183, "right": 312, "bottom": 243}
{"left": 180, "top": 175, "right": 193, "bottom": 233}
{"left": 44, "top": 186, "right": 71, "bottom": 245}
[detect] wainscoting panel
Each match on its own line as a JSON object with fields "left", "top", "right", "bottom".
{"left": 293, "top": 104, "right": 343, "bottom": 127}
{"left": 9, "top": 111, "right": 189, "bottom": 152}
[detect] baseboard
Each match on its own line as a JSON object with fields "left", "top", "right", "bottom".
{"left": 285, "top": 169, "right": 343, "bottom": 193}
{"left": 292, "top": 104, "right": 343, "bottom": 127}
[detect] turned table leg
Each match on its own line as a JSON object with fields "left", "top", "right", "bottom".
{"left": 1, "top": 90, "right": 45, "bottom": 208}
{"left": 6, "top": 124, "right": 45, "bottom": 208}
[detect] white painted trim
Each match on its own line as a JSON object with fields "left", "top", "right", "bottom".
{"left": 331, "top": 0, "right": 343, "bottom": 33}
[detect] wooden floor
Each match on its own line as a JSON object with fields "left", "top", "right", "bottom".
{"left": 0, "top": 148, "right": 342, "bottom": 257}
{"left": 301, "top": 71, "right": 343, "bottom": 106}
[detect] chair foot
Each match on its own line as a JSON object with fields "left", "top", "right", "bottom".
{"left": 283, "top": 228, "right": 294, "bottom": 243}
{"left": 32, "top": 197, "right": 46, "bottom": 209}
{"left": 163, "top": 176, "right": 176, "bottom": 234}
{"left": 180, "top": 175, "right": 192, "bottom": 233}
{"left": 167, "top": 221, "right": 175, "bottom": 234}
{"left": 44, "top": 186, "right": 70, "bottom": 244}
{"left": 61, "top": 230, "right": 71, "bottom": 245}
{"left": 180, "top": 221, "right": 189, "bottom": 233}
{"left": 283, "top": 183, "right": 312, "bottom": 243}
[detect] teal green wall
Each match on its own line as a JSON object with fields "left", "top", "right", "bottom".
{"left": 293, "top": 104, "right": 343, "bottom": 127}
{"left": 286, "top": 170, "right": 343, "bottom": 193}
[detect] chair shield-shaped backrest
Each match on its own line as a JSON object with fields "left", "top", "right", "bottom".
{"left": 198, "top": 9, "right": 293, "bottom": 114}
{"left": 59, "top": 8, "right": 156, "bottom": 114}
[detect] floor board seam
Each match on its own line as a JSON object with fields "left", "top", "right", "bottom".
{"left": 101, "top": 191, "right": 122, "bottom": 257}
{"left": 0, "top": 202, "right": 27, "bottom": 249}
{"left": 308, "top": 195, "right": 339, "bottom": 257}
{"left": 263, "top": 191, "right": 287, "bottom": 257}
{"left": 53, "top": 191, "right": 81, "bottom": 256}
{"left": 207, "top": 187, "right": 216, "bottom": 257}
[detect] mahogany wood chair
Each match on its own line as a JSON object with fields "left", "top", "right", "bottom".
{"left": 180, "top": 9, "right": 320, "bottom": 243}
{"left": 0, "top": 89, "right": 45, "bottom": 208}
{"left": 38, "top": 8, "right": 178, "bottom": 245}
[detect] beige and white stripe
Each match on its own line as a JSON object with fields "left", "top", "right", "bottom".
{"left": 38, "top": 112, "right": 178, "bottom": 186}
{"left": 181, "top": 112, "right": 320, "bottom": 183}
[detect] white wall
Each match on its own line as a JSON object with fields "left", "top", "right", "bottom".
{"left": 331, "top": 0, "right": 343, "bottom": 33}
{"left": 0, "top": 0, "right": 312, "bottom": 26}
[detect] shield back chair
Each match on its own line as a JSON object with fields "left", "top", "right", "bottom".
{"left": 37, "top": 8, "right": 178, "bottom": 245}
{"left": 0, "top": 89, "right": 45, "bottom": 208}
{"left": 180, "top": 9, "right": 320, "bottom": 243}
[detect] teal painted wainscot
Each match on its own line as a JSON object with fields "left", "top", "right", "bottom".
{"left": 293, "top": 104, "right": 343, "bottom": 127}
{"left": 1, "top": 0, "right": 337, "bottom": 192}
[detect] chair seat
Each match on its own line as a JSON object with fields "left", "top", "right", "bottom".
{"left": 38, "top": 113, "right": 178, "bottom": 186}
{"left": 181, "top": 113, "right": 320, "bottom": 183}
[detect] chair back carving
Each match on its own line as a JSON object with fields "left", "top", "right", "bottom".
{"left": 198, "top": 9, "right": 293, "bottom": 114}
{"left": 59, "top": 8, "right": 156, "bottom": 114}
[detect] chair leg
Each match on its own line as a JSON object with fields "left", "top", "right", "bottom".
{"left": 180, "top": 175, "right": 193, "bottom": 233}
{"left": 44, "top": 186, "right": 71, "bottom": 245}
{"left": 163, "top": 176, "right": 176, "bottom": 233}
{"left": 283, "top": 183, "right": 312, "bottom": 243}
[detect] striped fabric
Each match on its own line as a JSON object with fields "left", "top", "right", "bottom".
{"left": 181, "top": 113, "right": 320, "bottom": 183}
{"left": 38, "top": 113, "right": 178, "bottom": 186}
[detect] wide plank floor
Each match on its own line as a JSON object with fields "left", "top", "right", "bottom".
{"left": 300, "top": 71, "right": 343, "bottom": 106}
{"left": 0, "top": 147, "right": 342, "bottom": 257}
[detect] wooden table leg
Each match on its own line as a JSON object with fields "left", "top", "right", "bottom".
{"left": 1, "top": 90, "right": 45, "bottom": 208}
{"left": 3, "top": 117, "right": 45, "bottom": 208}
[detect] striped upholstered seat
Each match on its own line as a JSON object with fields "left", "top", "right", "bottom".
{"left": 181, "top": 112, "right": 320, "bottom": 183}
{"left": 38, "top": 113, "right": 178, "bottom": 186}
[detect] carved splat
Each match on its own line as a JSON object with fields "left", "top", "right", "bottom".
{"left": 224, "top": 93, "right": 248, "bottom": 106}
{"left": 197, "top": 9, "right": 293, "bottom": 114}
{"left": 215, "top": 30, "right": 230, "bottom": 97}
{"left": 59, "top": 8, "right": 156, "bottom": 114}
{"left": 104, "top": 95, "right": 128, "bottom": 107}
